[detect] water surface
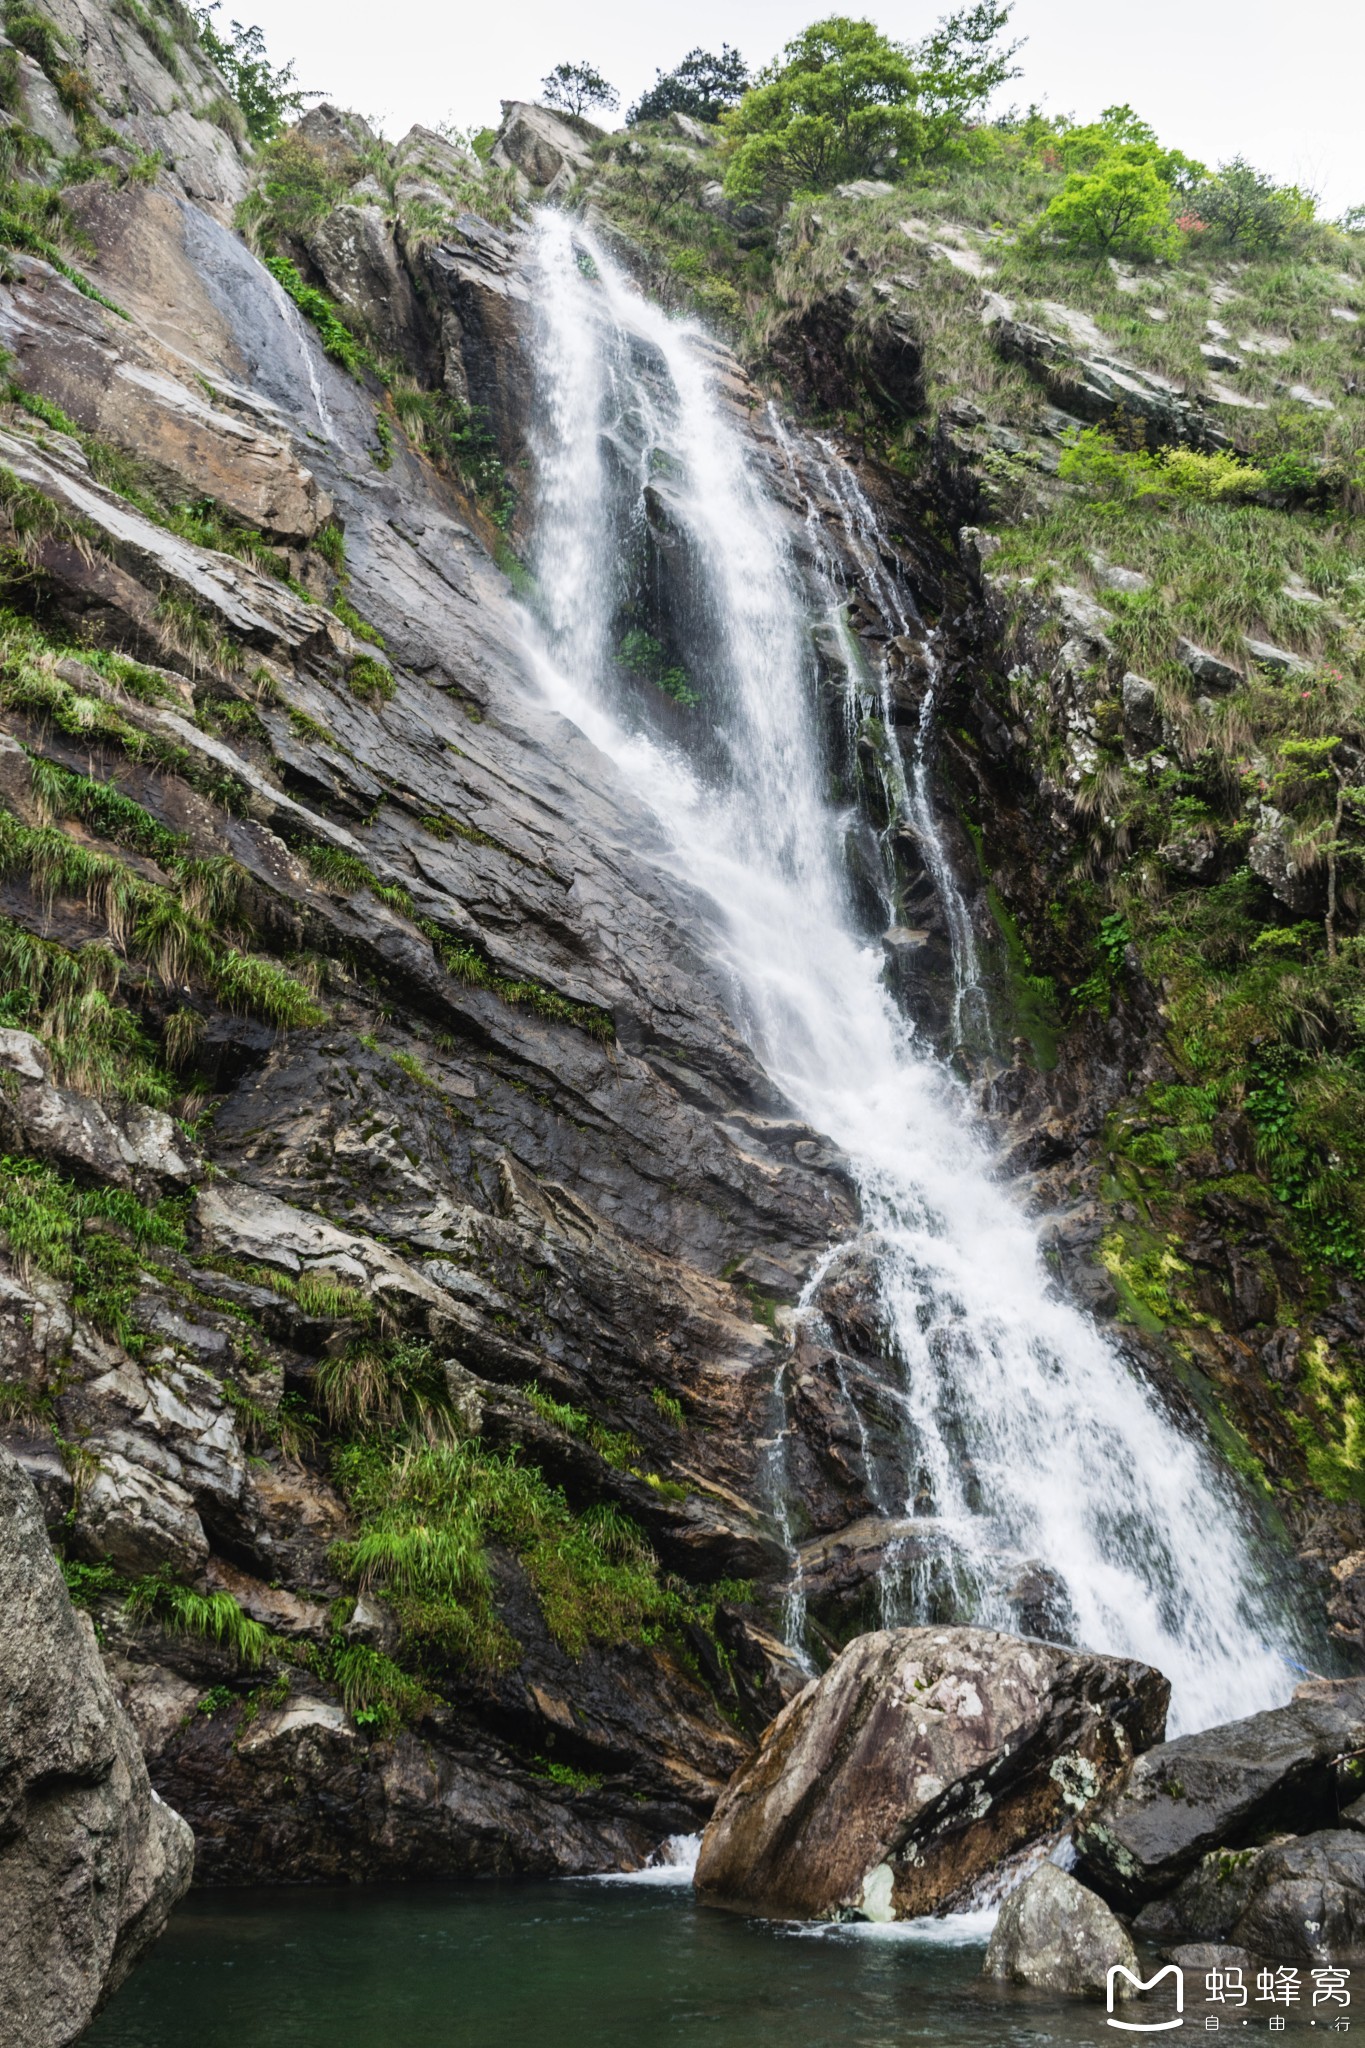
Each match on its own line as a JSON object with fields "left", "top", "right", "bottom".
{"left": 88, "top": 1878, "right": 1120, "bottom": 2048}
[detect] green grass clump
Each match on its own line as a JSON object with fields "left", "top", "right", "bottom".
{"left": 126, "top": 1570, "right": 274, "bottom": 1665}
{"left": 347, "top": 653, "right": 394, "bottom": 703}
{"left": 0, "top": 917, "right": 173, "bottom": 1103}
{"left": 331, "top": 1438, "right": 679, "bottom": 1672}
{"left": 532, "top": 1755, "right": 603, "bottom": 1792}
{"left": 526, "top": 1387, "right": 641, "bottom": 1470}
{"left": 0, "top": 1155, "right": 186, "bottom": 1348}
{"left": 332, "top": 1642, "right": 430, "bottom": 1734}
{"left": 61, "top": 1556, "right": 124, "bottom": 1608}
{"left": 649, "top": 1386, "right": 686, "bottom": 1429}
{"left": 213, "top": 948, "right": 325, "bottom": 1029}
{"left": 26, "top": 754, "right": 186, "bottom": 862}
{"left": 316, "top": 1337, "right": 450, "bottom": 1436}
{"left": 0, "top": 794, "right": 325, "bottom": 1052}
{"left": 331, "top": 593, "right": 385, "bottom": 646}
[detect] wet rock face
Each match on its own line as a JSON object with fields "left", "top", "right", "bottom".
{"left": 0, "top": 1448, "right": 194, "bottom": 2048}
{"left": 1075, "top": 1679, "right": 1365, "bottom": 1907}
{"left": 693, "top": 1626, "right": 1168, "bottom": 1920}
{"left": 982, "top": 1863, "right": 1138, "bottom": 1999}
{"left": 0, "top": 44, "right": 890, "bottom": 1895}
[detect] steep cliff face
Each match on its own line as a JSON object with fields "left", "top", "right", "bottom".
{"left": 0, "top": 1, "right": 869, "bottom": 1881}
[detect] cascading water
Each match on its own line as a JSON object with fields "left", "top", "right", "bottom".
{"left": 786, "top": 426, "right": 989, "bottom": 1053}
{"left": 522, "top": 208, "right": 1303, "bottom": 1734}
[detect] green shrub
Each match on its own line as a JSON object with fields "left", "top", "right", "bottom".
{"left": 264, "top": 257, "right": 370, "bottom": 375}
{"left": 1189, "top": 157, "right": 1315, "bottom": 252}
{"left": 192, "top": 6, "right": 308, "bottom": 144}
{"left": 617, "top": 628, "right": 699, "bottom": 707}
{"left": 1035, "top": 149, "right": 1177, "bottom": 260}
{"left": 1057, "top": 427, "right": 1265, "bottom": 504}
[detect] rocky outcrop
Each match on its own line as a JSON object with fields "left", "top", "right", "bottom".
{"left": 982, "top": 1863, "right": 1139, "bottom": 1999}
{"left": 987, "top": 310, "right": 1232, "bottom": 450}
{"left": 0, "top": 33, "right": 883, "bottom": 1895}
{"left": 1076, "top": 1679, "right": 1365, "bottom": 1906}
{"left": 0, "top": 1448, "right": 193, "bottom": 2048}
{"left": 491, "top": 101, "right": 600, "bottom": 197}
{"left": 693, "top": 1626, "right": 1168, "bottom": 1919}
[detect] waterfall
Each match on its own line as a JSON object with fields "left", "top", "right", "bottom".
{"left": 521, "top": 208, "right": 1303, "bottom": 1735}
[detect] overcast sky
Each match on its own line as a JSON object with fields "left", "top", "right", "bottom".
{"left": 242, "top": 0, "right": 1365, "bottom": 217}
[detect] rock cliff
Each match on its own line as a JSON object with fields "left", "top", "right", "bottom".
{"left": 0, "top": 0, "right": 854, "bottom": 1888}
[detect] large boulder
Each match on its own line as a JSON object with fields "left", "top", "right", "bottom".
{"left": 0, "top": 1447, "right": 194, "bottom": 2048}
{"left": 490, "top": 100, "right": 600, "bottom": 197}
{"left": 982, "top": 1863, "right": 1139, "bottom": 1999}
{"left": 1232, "top": 1832, "right": 1365, "bottom": 1963}
{"left": 1075, "top": 1679, "right": 1365, "bottom": 1907}
{"left": 693, "top": 1626, "right": 1168, "bottom": 1921}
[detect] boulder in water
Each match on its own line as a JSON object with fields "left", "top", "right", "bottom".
{"left": 1231, "top": 1831, "right": 1365, "bottom": 1962}
{"left": 693, "top": 1626, "right": 1168, "bottom": 1920}
{"left": 982, "top": 1863, "right": 1138, "bottom": 1998}
{"left": 1075, "top": 1679, "right": 1365, "bottom": 1907}
{"left": 0, "top": 1446, "right": 194, "bottom": 2047}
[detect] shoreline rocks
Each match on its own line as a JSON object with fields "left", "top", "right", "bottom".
{"left": 1075, "top": 1678, "right": 1365, "bottom": 1907}
{"left": 982, "top": 1863, "right": 1139, "bottom": 1999}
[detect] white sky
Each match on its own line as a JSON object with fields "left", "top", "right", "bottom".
{"left": 242, "top": 0, "right": 1365, "bottom": 217}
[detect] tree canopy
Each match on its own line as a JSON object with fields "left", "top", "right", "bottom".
{"left": 194, "top": 5, "right": 312, "bottom": 143}
{"left": 628, "top": 45, "right": 749, "bottom": 127}
{"left": 1037, "top": 151, "right": 1180, "bottom": 260}
{"left": 722, "top": 7, "right": 1020, "bottom": 202}
{"left": 542, "top": 62, "right": 618, "bottom": 120}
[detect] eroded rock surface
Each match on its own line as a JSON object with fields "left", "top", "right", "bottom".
{"left": 982, "top": 1863, "right": 1138, "bottom": 1999}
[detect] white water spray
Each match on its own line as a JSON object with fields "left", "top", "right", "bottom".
{"left": 522, "top": 210, "right": 1301, "bottom": 1733}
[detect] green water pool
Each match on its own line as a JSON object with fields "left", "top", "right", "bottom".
{"left": 85, "top": 1872, "right": 1326, "bottom": 2047}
